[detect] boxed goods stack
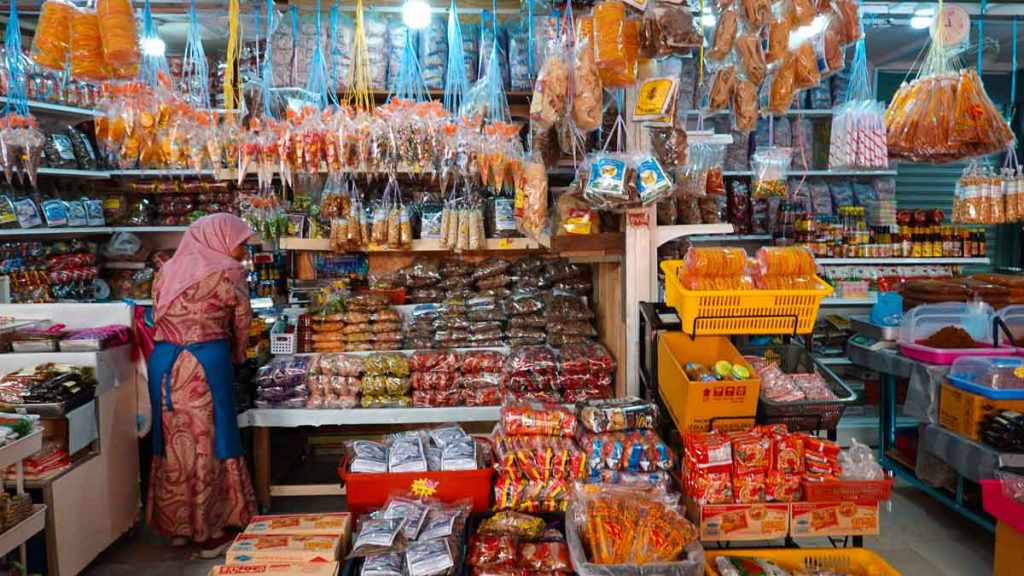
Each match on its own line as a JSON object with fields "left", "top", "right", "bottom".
{"left": 493, "top": 403, "right": 583, "bottom": 512}
{"left": 361, "top": 352, "right": 411, "bottom": 408}
{"left": 306, "top": 353, "right": 362, "bottom": 409}
{"left": 213, "top": 512, "right": 352, "bottom": 574}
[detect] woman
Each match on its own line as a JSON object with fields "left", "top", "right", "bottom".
{"left": 147, "top": 213, "right": 257, "bottom": 558}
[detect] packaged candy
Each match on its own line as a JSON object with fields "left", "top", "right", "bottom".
{"left": 577, "top": 397, "right": 658, "bottom": 433}
{"left": 500, "top": 402, "right": 576, "bottom": 437}
{"left": 32, "top": 0, "right": 75, "bottom": 71}
{"left": 751, "top": 147, "right": 792, "bottom": 199}
{"left": 349, "top": 518, "right": 408, "bottom": 557}
{"left": 96, "top": 0, "right": 140, "bottom": 66}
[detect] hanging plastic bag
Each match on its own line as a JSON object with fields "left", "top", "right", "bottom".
{"left": 635, "top": 154, "right": 673, "bottom": 206}
{"left": 572, "top": 37, "right": 603, "bottom": 132}
{"left": 639, "top": 1, "right": 705, "bottom": 58}
{"left": 530, "top": 42, "right": 571, "bottom": 130}
{"left": 708, "top": 7, "right": 738, "bottom": 61}
{"left": 634, "top": 76, "right": 679, "bottom": 123}
{"left": 70, "top": 7, "right": 107, "bottom": 81}
{"left": 752, "top": 147, "right": 792, "bottom": 199}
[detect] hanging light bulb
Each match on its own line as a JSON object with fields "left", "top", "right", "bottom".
{"left": 141, "top": 37, "right": 166, "bottom": 57}
{"left": 402, "top": 0, "right": 431, "bottom": 30}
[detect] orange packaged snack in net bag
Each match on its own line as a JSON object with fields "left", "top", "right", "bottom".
{"left": 70, "top": 8, "right": 108, "bottom": 81}
{"left": 96, "top": 0, "right": 140, "bottom": 66}
{"left": 32, "top": 0, "right": 75, "bottom": 71}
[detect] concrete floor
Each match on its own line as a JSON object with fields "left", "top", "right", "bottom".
{"left": 79, "top": 486, "right": 994, "bottom": 576}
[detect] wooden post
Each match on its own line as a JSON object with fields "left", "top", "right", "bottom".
{"left": 253, "top": 427, "right": 271, "bottom": 510}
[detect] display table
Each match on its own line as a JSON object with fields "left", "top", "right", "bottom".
{"left": 847, "top": 339, "right": 996, "bottom": 531}
{"left": 0, "top": 303, "right": 140, "bottom": 575}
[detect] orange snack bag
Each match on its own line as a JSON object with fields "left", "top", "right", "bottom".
{"left": 70, "top": 8, "right": 107, "bottom": 81}
{"left": 32, "top": 0, "right": 74, "bottom": 71}
{"left": 96, "top": 0, "right": 140, "bottom": 66}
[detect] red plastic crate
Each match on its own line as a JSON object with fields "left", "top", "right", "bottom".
{"left": 338, "top": 455, "right": 493, "bottom": 517}
{"left": 801, "top": 477, "right": 896, "bottom": 503}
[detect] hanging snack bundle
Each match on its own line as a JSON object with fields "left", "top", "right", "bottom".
{"left": 70, "top": 8, "right": 106, "bottom": 81}
{"left": 708, "top": 7, "right": 738, "bottom": 61}
{"left": 96, "top": 0, "right": 140, "bottom": 67}
{"left": 886, "top": 26, "right": 1014, "bottom": 163}
{"left": 32, "top": 0, "right": 75, "bottom": 71}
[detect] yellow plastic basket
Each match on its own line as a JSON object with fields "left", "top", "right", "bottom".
{"left": 660, "top": 260, "right": 833, "bottom": 336}
{"left": 705, "top": 548, "right": 901, "bottom": 576}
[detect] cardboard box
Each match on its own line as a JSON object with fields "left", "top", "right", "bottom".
{"left": 226, "top": 534, "right": 341, "bottom": 564}
{"left": 995, "top": 521, "right": 1024, "bottom": 576}
{"left": 939, "top": 381, "right": 1024, "bottom": 441}
{"left": 658, "top": 334, "right": 761, "bottom": 433}
{"left": 209, "top": 563, "right": 340, "bottom": 576}
{"left": 693, "top": 502, "right": 789, "bottom": 541}
{"left": 245, "top": 514, "right": 352, "bottom": 536}
{"left": 790, "top": 502, "right": 880, "bottom": 537}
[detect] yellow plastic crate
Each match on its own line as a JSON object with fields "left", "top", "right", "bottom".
{"left": 705, "top": 548, "right": 900, "bottom": 576}
{"left": 661, "top": 260, "right": 833, "bottom": 336}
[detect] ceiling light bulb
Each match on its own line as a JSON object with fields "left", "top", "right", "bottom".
{"left": 701, "top": 14, "right": 716, "bottom": 26}
{"left": 141, "top": 37, "right": 166, "bottom": 57}
{"left": 402, "top": 0, "right": 431, "bottom": 30}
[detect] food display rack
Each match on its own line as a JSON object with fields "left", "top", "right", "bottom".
{"left": 0, "top": 430, "right": 46, "bottom": 567}
{"left": 0, "top": 304, "right": 139, "bottom": 575}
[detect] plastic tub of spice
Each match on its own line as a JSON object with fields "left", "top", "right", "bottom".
{"left": 898, "top": 302, "right": 1014, "bottom": 365}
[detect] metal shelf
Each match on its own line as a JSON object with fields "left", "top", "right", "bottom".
{"left": 37, "top": 168, "right": 109, "bottom": 179}
{"left": 686, "top": 233, "right": 772, "bottom": 242}
{"left": 822, "top": 296, "right": 878, "bottom": 306}
{"left": 110, "top": 226, "right": 188, "bottom": 233}
{"left": 240, "top": 406, "right": 503, "bottom": 428}
{"left": 278, "top": 237, "right": 541, "bottom": 252}
{"left": 0, "top": 227, "right": 112, "bottom": 236}
{"left": 817, "top": 257, "right": 989, "bottom": 265}
{"left": 722, "top": 169, "right": 897, "bottom": 177}
{"left": 0, "top": 97, "right": 95, "bottom": 120}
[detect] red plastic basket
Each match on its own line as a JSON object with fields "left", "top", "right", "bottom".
{"left": 801, "top": 477, "right": 896, "bottom": 503}
{"left": 338, "top": 455, "right": 493, "bottom": 517}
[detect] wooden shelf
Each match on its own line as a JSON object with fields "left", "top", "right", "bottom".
{"left": 279, "top": 237, "right": 542, "bottom": 252}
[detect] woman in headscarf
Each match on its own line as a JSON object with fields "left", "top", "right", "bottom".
{"left": 146, "top": 213, "right": 257, "bottom": 558}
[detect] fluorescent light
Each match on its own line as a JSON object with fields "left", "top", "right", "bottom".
{"left": 402, "top": 0, "right": 431, "bottom": 30}
{"left": 701, "top": 14, "right": 716, "bottom": 26}
{"left": 141, "top": 37, "right": 165, "bottom": 57}
{"left": 910, "top": 15, "right": 933, "bottom": 29}
{"left": 914, "top": 7, "right": 935, "bottom": 17}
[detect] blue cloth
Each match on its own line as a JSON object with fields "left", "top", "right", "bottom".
{"left": 148, "top": 339, "right": 241, "bottom": 460}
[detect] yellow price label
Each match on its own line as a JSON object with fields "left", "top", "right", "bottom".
{"left": 1014, "top": 367, "right": 1024, "bottom": 379}
{"left": 499, "top": 239, "right": 515, "bottom": 249}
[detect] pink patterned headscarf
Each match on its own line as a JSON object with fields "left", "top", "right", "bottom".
{"left": 153, "top": 214, "right": 255, "bottom": 320}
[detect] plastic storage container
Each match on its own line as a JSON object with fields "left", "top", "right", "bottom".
{"left": 995, "top": 305, "right": 1024, "bottom": 349}
{"left": 898, "top": 302, "right": 1012, "bottom": 364}
{"left": 337, "top": 454, "right": 493, "bottom": 517}
{"left": 704, "top": 548, "right": 900, "bottom": 576}
{"left": 948, "top": 356, "right": 1024, "bottom": 398}
{"left": 660, "top": 260, "right": 832, "bottom": 336}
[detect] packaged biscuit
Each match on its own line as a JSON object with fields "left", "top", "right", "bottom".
{"left": 226, "top": 534, "right": 342, "bottom": 564}
{"left": 208, "top": 564, "right": 340, "bottom": 576}
{"left": 245, "top": 513, "right": 352, "bottom": 537}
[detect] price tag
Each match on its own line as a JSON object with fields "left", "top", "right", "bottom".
{"left": 499, "top": 238, "right": 515, "bottom": 249}
{"left": 627, "top": 211, "right": 651, "bottom": 228}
